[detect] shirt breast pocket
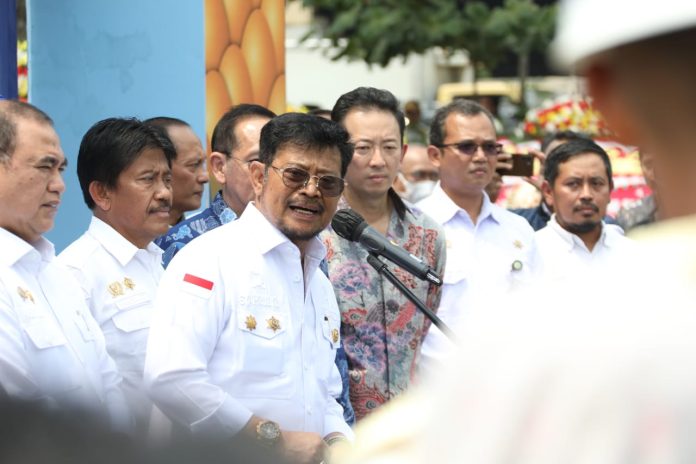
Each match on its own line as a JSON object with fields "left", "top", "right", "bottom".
{"left": 111, "top": 292, "right": 152, "bottom": 333}
{"left": 22, "top": 319, "right": 81, "bottom": 394}
{"left": 236, "top": 309, "right": 287, "bottom": 376}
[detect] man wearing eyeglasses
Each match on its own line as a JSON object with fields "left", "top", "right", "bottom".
{"left": 145, "top": 113, "right": 354, "bottom": 462}
{"left": 155, "top": 104, "right": 276, "bottom": 268}
{"left": 417, "top": 99, "right": 539, "bottom": 365}
{"left": 323, "top": 87, "right": 446, "bottom": 421}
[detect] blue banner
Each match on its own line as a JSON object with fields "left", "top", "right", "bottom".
{"left": 0, "top": 0, "right": 18, "bottom": 99}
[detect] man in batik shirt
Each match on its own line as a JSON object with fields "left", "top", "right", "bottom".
{"left": 323, "top": 87, "right": 446, "bottom": 420}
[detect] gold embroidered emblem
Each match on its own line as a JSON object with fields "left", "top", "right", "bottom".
{"left": 513, "top": 240, "right": 523, "bottom": 249}
{"left": 123, "top": 277, "right": 135, "bottom": 290}
{"left": 17, "top": 287, "right": 34, "bottom": 303}
{"left": 245, "top": 315, "right": 257, "bottom": 331}
{"left": 332, "top": 328, "right": 339, "bottom": 343}
{"left": 267, "top": 316, "right": 281, "bottom": 333}
{"left": 108, "top": 281, "right": 124, "bottom": 298}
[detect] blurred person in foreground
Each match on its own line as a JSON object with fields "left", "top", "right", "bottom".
{"left": 59, "top": 118, "right": 175, "bottom": 431}
{"left": 536, "top": 139, "right": 634, "bottom": 281}
{"left": 330, "top": 2, "right": 696, "bottom": 463}
{"left": 616, "top": 150, "right": 659, "bottom": 232}
{"left": 0, "top": 100, "right": 130, "bottom": 431}
{"left": 145, "top": 117, "right": 207, "bottom": 226}
{"left": 145, "top": 113, "right": 353, "bottom": 464}
{"left": 324, "top": 87, "right": 446, "bottom": 421}
{"left": 392, "top": 143, "right": 439, "bottom": 204}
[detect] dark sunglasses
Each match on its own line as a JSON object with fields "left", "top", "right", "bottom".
{"left": 438, "top": 141, "right": 503, "bottom": 157}
{"left": 270, "top": 165, "right": 345, "bottom": 197}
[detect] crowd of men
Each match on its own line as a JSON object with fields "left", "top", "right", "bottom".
{"left": 2, "top": 1, "right": 696, "bottom": 462}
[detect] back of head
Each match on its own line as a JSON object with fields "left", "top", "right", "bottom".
{"left": 331, "top": 87, "right": 405, "bottom": 141}
{"left": 259, "top": 112, "right": 353, "bottom": 177}
{"left": 77, "top": 117, "right": 176, "bottom": 209}
{"left": 429, "top": 99, "right": 496, "bottom": 148}
{"left": 211, "top": 104, "right": 276, "bottom": 156}
{"left": 0, "top": 100, "right": 53, "bottom": 163}
{"left": 543, "top": 138, "right": 614, "bottom": 189}
{"left": 143, "top": 117, "right": 190, "bottom": 160}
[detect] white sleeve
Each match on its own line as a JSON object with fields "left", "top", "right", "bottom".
{"left": 143, "top": 257, "right": 253, "bottom": 437}
{"left": 323, "top": 362, "right": 354, "bottom": 440}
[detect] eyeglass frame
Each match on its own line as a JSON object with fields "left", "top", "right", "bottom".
{"left": 436, "top": 140, "right": 503, "bottom": 157}
{"left": 268, "top": 164, "right": 346, "bottom": 197}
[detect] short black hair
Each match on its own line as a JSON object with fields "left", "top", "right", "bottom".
{"left": 331, "top": 87, "right": 405, "bottom": 142}
{"left": 77, "top": 117, "right": 176, "bottom": 209}
{"left": 544, "top": 139, "right": 614, "bottom": 190}
{"left": 429, "top": 99, "right": 496, "bottom": 148}
{"left": 540, "top": 130, "right": 592, "bottom": 153}
{"left": 259, "top": 113, "right": 353, "bottom": 177}
{"left": 211, "top": 104, "right": 276, "bottom": 157}
{"left": 143, "top": 117, "right": 192, "bottom": 160}
{"left": 0, "top": 100, "right": 54, "bottom": 163}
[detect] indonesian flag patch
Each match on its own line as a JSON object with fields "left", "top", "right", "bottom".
{"left": 183, "top": 273, "right": 214, "bottom": 290}
{"left": 181, "top": 273, "right": 215, "bottom": 299}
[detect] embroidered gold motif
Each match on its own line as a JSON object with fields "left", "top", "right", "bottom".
{"left": 123, "top": 277, "right": 135, "bottom": 290}
{"left": 513, "top": 240, "right": 523, "bottom": 249}
{"left": 17, "top": 287, "right": 34, "bottom": 303}
{"left": 108, "top": 281, "right": 124, "bottom": 298}
{"left": 267, "top": 316, "right": 281, "bottom": 333}
{"left": 332, "top": 328, "right": 339, "bottom": 343}
{"left": 245, "top": 315, "right": 257, "bottom": 331}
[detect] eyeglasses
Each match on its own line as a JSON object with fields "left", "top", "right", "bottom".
{"left": 438, "top": 140, "right": 503, "bottom": 157}
{"left": 270, "top": 165, "right": 345, "bottom": 197}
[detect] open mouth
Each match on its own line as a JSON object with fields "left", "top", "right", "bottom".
{"left": 289, "top": 204, "right": 322, "bottom": 216}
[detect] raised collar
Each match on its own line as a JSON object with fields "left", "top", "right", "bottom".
{"left": 87, "top": 216, "right": 162, "bottom": 267}
{"left": 0, "top": 227, "right": 55, "bottom": 271}
{"left": 425, "top": 183, "right": 501, "bottom": 226}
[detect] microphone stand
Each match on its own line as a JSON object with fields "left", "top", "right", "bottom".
{"left": 366, "top": 253, "right": 457, "bottom": 342}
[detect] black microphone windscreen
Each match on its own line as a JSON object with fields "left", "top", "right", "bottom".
{"left": 331, "top": 209, "right": 365, "bottom": 242}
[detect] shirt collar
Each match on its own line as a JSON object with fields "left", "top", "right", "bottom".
{"left": 87, "top": 216, "right": 162, "bottom": 267}
{"left": 549, "top": 214, "right": 616, "bottom": 252}
{"left": 426, "top": 183, "right": 500, "bottom": 225}
{"left": 0, "top": 227, "right": 55, "bottom": 269}
{"left": 240, "top": 203, "right": 327, "bottom": 261}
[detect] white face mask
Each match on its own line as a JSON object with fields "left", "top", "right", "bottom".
{"left": 398, "top": 173, "right": 437, "bottom": 203}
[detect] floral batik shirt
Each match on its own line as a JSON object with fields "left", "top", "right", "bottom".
{"left": 322, "top": 193, "right": 446, "bottom": 420}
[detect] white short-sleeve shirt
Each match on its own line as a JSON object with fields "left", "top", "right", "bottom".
{"left": 144, "top": 203, "right": 352, "bottom": 439}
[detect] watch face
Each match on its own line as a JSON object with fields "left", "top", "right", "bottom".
{"left": 259, "top": 421, "right": 281, "bottom": 441}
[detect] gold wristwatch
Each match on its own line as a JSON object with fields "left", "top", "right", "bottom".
{"left": 256, "top": 420, "right": 281, "bottom": 447}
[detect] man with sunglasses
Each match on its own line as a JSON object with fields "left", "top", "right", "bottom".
{"left": 156, "top": 104, "right": 276, "bottom": 268}
{"left": 145, "top": 113, "right": 354, "bottom": 462}
{"left": 323, "top": 87, "right": 446, "bottom": 421}
{"left": 417, "top": 99, "right": 539, "bottom": 365}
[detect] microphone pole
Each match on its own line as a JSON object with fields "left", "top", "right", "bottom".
{"left": 366, "top": 253, "right": 457, "bottom": 342}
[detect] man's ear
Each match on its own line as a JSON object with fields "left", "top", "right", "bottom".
{"left": 209, "top": 152, "right": 227, "bottom": 185}
{"left": 248, "top": 160, "right": 266, "bottom": 199}
{"left": 427, "top": 145, "right": 442, "bottom": 167}
{"left": 88, "top": 181, "right": 111, "bottom": 212}
{"left": 400, "top": 143, "right": 408, "bottom": 163}
{"left": 541, "top": 179, "right": 554, "bottom": 209}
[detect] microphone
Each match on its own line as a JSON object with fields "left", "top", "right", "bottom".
{"left": 331, "top": 209, "right": 443, "bottom": 286}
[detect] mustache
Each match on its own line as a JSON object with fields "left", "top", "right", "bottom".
{"left": 149, "top": 202, "right": 171, "bottom": 213}
{"left": 572, "top": 201, "right": 599, "bottom": 213}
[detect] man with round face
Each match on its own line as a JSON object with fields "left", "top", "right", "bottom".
{"left": 155, "top": 104, "right": 276, "bottom": 268}
{"left": 0, "top": 100, "right": 129, "bottom": 429}
{"left": 59, "top": 117, "right": 175, "bottom": 430}
{"left": 145, "top": 113, "right": 354, "bottom": 462}
{"left": 323, "top": 87, "right": 446, "bottom": 421}
{"left": 393, "top": 143, "right": 439, "bottom": 204}
{"left": 145, "top": 117, "right": 207, "bottom": 226}
{"left": 536, "top": 139, "right": 634, "bottom": 281}
{"left": 416, "top": 98, "right": 539, "bottom": 365}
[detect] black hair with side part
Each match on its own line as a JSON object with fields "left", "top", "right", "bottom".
{"left": 429, "top": 98, "right": 496, "bottom": 148}
{"left": 211, "top": 104, "right": 277, "bottom": 157}
{"left": 543, "top": 139, "right": 614, "bottom": 190}
{"left": 77, "top": 117, "right": 176, "bottom": 209}
{"left": 331, "top": 87, "right": 405, "bottom": 141}
{"left": 259, "top": 112, "right": 353, "bottom": 177}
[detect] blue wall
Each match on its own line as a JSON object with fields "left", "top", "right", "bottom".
{"left": 27, "top": 0, "right": 205, "bottom": 251}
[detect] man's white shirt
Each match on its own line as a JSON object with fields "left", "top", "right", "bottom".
{"left": 535, "top": 215, "right": 635, "bottom": 282}
{"left": 0, "top": 227, "right": 130, "bottom": 429}
{"left": 416, "top": 184, "right": 539, "bottom": 363}
{"left": 58, "top": 216, "right": 163, "bottom": 425}
{"left": 144, "top": 203, "right": 352, "bottom": 439}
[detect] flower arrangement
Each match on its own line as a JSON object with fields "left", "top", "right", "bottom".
{"left": 523, "top": 96, "right": 612, "bottom": 138}
{"left": 17, "top": 40, "right": 28, "bottom": 101}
